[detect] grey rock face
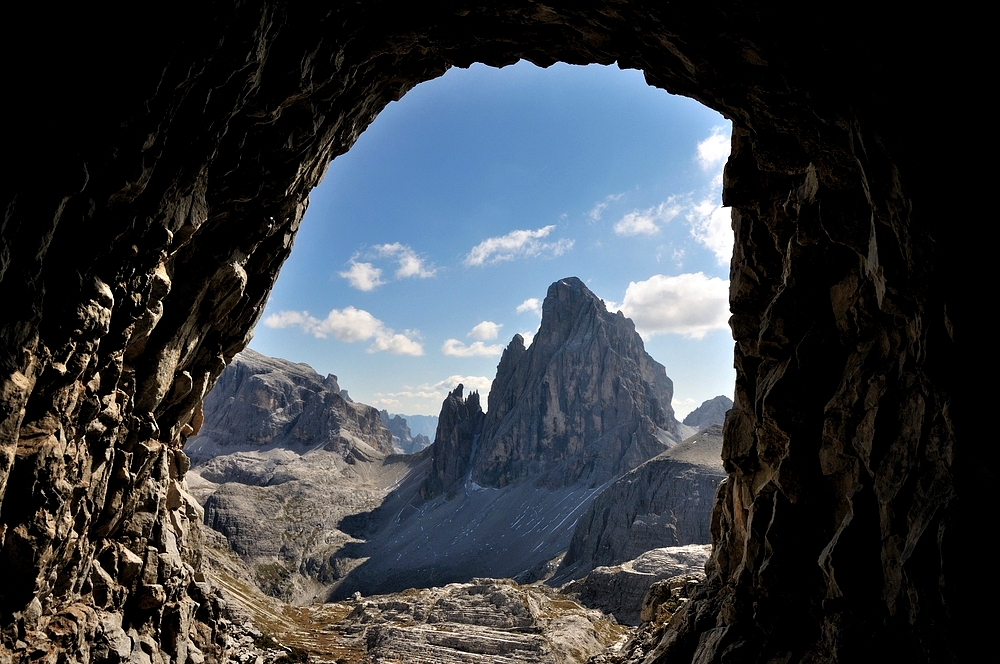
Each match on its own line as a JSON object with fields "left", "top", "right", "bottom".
{"left": 187, "top": 349, "right": 394, "bottom": 464}
{"left": 186, "top": 351, "right": 414, "bottom": 603}
{"left": 682, "top": 395, "right": 733, "bottom": 430}
{"left": 379, "top": 410, "right": 432, "bottom": 454}
{"left": 421, "top": 386, "right": 484, "bottom": 498}
{"left": 473, "top": 278, "right": 679, "bottom": 490}
{"left": 572, "top": 544, "right": 711, "bottom": 625}
{"left": 556, "top": 425, "right": 725, "bottom": 581}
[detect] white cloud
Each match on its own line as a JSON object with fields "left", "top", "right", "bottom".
{"left": 687, "top": 198, "right": 733, "bottom": 266}
{"left": 263, "top": 306, "right": 424, "bottom": 355}
{"left": 378, "top": 374, "right": 494, "bottom": 407}
{"left": 697, "top": 126, "right": 731, "bottom": 171}
{"left": 464, "top": 225, "right": 574, "bottom": 266}
{"left": 431, "top": 375, "right": 493, "bottom": 393}
{"left": 517, "top": 330, "right": 536, "bottom": 347}
{"left": 441, "top": 338, "right": 505, "bottom": 357}
{"left": 588, "top": 193, "right": 624, "bottom": 221}
{"left": 374, "top": 243, "right": 437, "bottom": 279}
{"left": 517, "top": 298, "right": 542, "bottom": 317}
{"left": 672, "top": 397, "right": 700, "bottom": 420}
{"left": 339, "top": 261, "right": 385, "bottom": 291}
{"left": 619, "top": 272, "right": 730, "bottom": 339}
{"left": 613, "top": 198, "right": 683, "bottom": 236}
{"left": 468, "top": 321, "right": 502, "bottom": 341}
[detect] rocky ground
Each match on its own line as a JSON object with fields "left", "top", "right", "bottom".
{"left": 197, "top": 521, "right": 708, "bottom": 664}
{"left": 203, "top": 535, "right": 629, "bottom": 664}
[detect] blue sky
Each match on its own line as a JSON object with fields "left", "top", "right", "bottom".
{"left": 249, "top": 61, "right": 734, "bottom": 418}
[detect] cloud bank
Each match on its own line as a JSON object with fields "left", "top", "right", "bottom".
{"left": 264, "top": 307, "right": 424, "bottom": 355}
{"left": 338, "top": 261, "right": 384, "bottom": 291}
{"left": 618, "top": 272, "right": 730, "bottom": 339}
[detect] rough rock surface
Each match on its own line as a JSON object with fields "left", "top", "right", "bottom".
{"left": 472, "top": 278, "right": 678, "bottom": 490}
{"left": 334, "top": 278, "right": 679, "bottom": 598}
{"left": 379, "top": 409, "right": 433, "bottom": 454}
{"left": 556, "top": 426, "right": 725, "bottom": 582}
{"left": 0, "top": 3, "right": 969, "bottom": 663}
{"left": 185, "top": 351, "right": 419, "bottom": 604}
{"left": 420, "top": 386, "right": 485, "bottom": 499}
{"left": 681, "top": 396, "right": 732, "bottom": 431}
{"left": 569, "top": 545, "right": 711, "bottom": 626}
{"left": 187, "top": 349, "right": 394, "bottom": 463}
{"left": 590, "top": 574, "right": 706, "bottom": 664}
{"left": 341, "top": 578, "right": 623, "bottom": 664}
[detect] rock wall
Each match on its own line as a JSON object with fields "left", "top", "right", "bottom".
{"left": 0, "top": 2, "right": 968, "bottom": 663}
{"left": 187, "top": 349, "right": 393, "bottom": 463}
{"left": 557, "top": 426, "right": 725, "bottom": 582}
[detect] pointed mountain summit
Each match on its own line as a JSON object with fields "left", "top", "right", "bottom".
{"left": 335, "top": 278, "right": 683, "bottom": 596}
{"left": 473, "top": 277, "right": 678, "bottom": 488}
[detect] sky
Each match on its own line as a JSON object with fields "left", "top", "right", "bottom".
{"left": 249, "top": 61, "right": 735, "bottom": 419}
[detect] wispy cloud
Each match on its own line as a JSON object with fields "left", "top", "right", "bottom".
{"left": 687, "top": 198, "right": 732, "bottom": 266}
{"left": 688, "top": 126, "right": 733, "bottom": 265}
{"left": 468, "top": 321, "right": 502, "bottom": 341}
{"left": 441, "top": 338, "right": 505, "bottom": 357}
{"left": 264, "top": 307, "right": 424, "bottom": 355}
{"left": 339, "top": 261, "right": 385, "bottom": 291}
{"left": 376, "top": 374, "right": 494, "bottom": 407}
{"left": 516, "top": 298, "right": 542, "bottom": 317}
{"left": 464, "top": 225, "right": 574, "bottom": 266}
{"left": 613, "top": 198, "right": 683, "bottom": 236}
{"left": 588, "top": 193, "right": 624, "bottom": 222}
{"left": 697, "top": 126, "right": 731, "bottom": 172}
{"left": 374, "top": 243, "right": 437, "bottom": 279}
{"left": 619, "top": 272, "right": 730, "bottom": 339}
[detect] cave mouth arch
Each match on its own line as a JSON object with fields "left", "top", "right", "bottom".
{"left": 0, "top": 4, "right": 962, "bottom": 663}
{"left": 252, "top": 60, "right": 736, "bottom": 421}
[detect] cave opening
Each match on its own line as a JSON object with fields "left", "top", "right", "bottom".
{"left": 188, "top": 59, "right": 737, "bottom": 608}
{"left": 0, "top": 4, "right": 965, "bottom": 663}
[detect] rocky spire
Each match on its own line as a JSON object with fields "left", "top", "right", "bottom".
{"left": 420, "top": 385, "right": 485, "bottom": 499}
{"left": 469, "top": 277, "right": 679, "bottom": 489}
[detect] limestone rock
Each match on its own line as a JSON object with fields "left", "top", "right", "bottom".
{"left": 187, "top": 349, "right": 394, "bottom": 463}
{"left": 556, "top": 426, "right": 725, "bottom": 581}
{"left": 379, "top": 410, "right": 433, "bottom": 454}
{"left": 334, "top": 278, "right": 680, "bottom": 598}
{"left": 186, "top": 351, "right": 416, "bottom": 603}
{"left": 473, "top": 278, "right": 679, "bottom": 490}
{"left": 681, "top": 396, "right": 732, "bottom": 430}
{"left": 570, "top": 545, "right": 710, "bottom": 625}
{"left": 420, "top": 385, "right": 484, "bottom": 499}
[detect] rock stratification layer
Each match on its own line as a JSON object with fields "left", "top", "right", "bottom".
{"left": 0, "top": 3, "right": 968, "bottom": 663}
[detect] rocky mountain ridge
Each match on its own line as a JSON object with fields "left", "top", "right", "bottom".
{"left": 555, "top": 424, "right": 726, "bottom": 582}
{"left": 379, "top": 409, "right": 433, "bottom": 454}
{"left": 332, "top": 277, "right": 684, "bottom": 598}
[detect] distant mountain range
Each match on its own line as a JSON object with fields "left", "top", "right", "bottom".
{"left": 186, "top": 277, "right": 730, "bottom": 604}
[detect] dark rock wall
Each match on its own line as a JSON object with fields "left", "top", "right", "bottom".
{"left": 0, "top": 2, "right": 968, "bottom": 663}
